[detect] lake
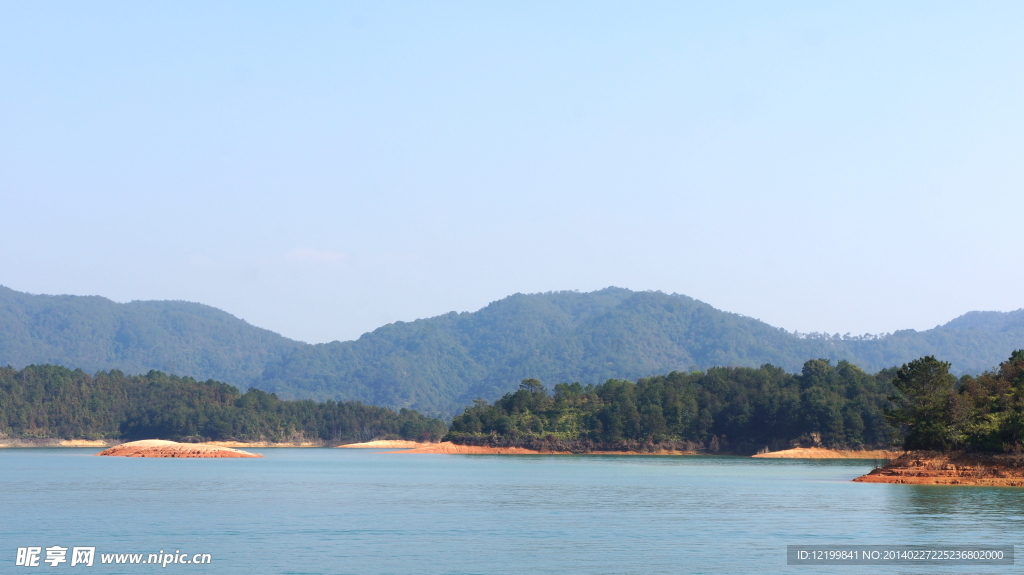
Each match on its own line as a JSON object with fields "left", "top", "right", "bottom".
{"left": 3, "top": 449, "right": 1021, "bottom": 574}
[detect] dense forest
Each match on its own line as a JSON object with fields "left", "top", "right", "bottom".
{"left": 0, "top": 365, "right": 446, "bottom": 443}
{"left": 3, "top": 285, "right": 1023, "bottom": 416}
{"left": 448, "top": 351, "right": 1024, "bottom": 454}
{"left": 447, "top": 359, "right": 899, "bottom": 454}
{"left": 887, "top": 351, "right": 1024, "bottom": 453}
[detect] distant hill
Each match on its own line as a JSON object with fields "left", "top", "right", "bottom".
{"left": 1, "top": 286, "right": 1022, "bottom": 416}
{"left": 0, "top": 285, "right": 302, "bottom": 385}
{"left": 253, "top": 288, "right": 1024, "bottom": 414}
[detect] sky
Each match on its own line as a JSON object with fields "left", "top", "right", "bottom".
{"left": 1, "top": 2, "right": 1022, "bottom": 344}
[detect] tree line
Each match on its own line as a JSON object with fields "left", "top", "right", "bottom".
{"left": 447, "top": 358, "right": 898, "bottom": 453}
{"left": 887, "top": 351, "right": 1024, "bottom": 452}
{"left": 446, "top": 352, "right": 1024, "bottom": 454}
{"left": 0, "top": 364, "right": 446, "bottom": 443}
{"left": 6, "top": 351, "right": 1023, "bottom": 452}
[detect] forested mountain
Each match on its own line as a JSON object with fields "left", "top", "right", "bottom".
{"left": 254, "top": 289, "right": 1024, "bottom": 415}
{"left": 2, "top": 286, "right": 1023, "bottom": 416}
{"left": 0, "top": 364, "right": 445, "bottom": 442}
{"left": 0, "top": 285, "right": 302, "bottom": 384}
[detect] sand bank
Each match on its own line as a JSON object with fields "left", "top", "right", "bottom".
{"left": 753, "top": 447, "right": 902, "bottom": 459}
{"left": 854, "top": 451, "right": 1024, "bottom": 486}
{"left": 338, "top": 440, "right": 436, "bottom": 449}
{"left": 96, "top": 440, "right": 261, "bottom": 458}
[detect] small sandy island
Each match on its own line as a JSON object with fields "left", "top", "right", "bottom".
{"left": 854, "top": 451, "right": 1024, "bottom": 486}
{"left": 96, "top": 440, "right": 262, "bottom": 458}
{"left": 753, "top": 447, "right": 902, "bottom": 459}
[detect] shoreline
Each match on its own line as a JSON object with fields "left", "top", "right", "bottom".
{"left": 338, "top": 440, "right": 436, "bottom": 449}
{"left": 0, "top": 439, "right": 120, "bottom": 448}
{"left": 0, "top": 439, "right": 331, "bottom": 448}
{"left": 753, "top": 447, "right": 902, "bottom": 459}
{"left": 0, "top": 439, "right": 900, "bottom": 460}
{"left": 382, "top": 441, "right": 699, "bottom": 455}
{"left": 202, "top": 440, "right": 327, "bottom": 448}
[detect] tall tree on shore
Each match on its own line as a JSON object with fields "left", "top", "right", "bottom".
{"left": 886, "top": 356, "right": 958, "bottom": 449}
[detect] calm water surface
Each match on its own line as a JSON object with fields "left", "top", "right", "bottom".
{"left": 2, "top": 449, "right": 1022, "bottom": 574}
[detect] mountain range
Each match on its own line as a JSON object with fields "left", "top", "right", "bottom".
{"left": 2, "top": 285, "right": 1022, "bottom": 415}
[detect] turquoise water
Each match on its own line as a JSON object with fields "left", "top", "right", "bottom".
{"left": 2, "top": 449, "right": 1022, "bottom": 574}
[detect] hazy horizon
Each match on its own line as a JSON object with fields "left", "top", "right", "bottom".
{"left": 3, "top": 2, "right": 1022, "bottom": 343}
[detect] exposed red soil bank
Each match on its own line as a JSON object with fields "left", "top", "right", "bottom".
{"left": 96, "top": 439, "right": 262, "bottom": 458}
{"left": 854, "top": 451, "right": 1024, "bottom": 486}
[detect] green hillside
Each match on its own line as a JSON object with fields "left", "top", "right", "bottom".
{"left": 254, "top": 289, "right": 1024, "bottom": 415}
{"left": 0, "top": 285, "right": 302, "bottom": 384}
{"left": 2, "top": 286, "right": 1022, "bottom": 416}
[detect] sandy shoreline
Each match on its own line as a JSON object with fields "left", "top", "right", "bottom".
{"left": 753, "top": 447, "right": 902, "bottom": 459}
{"left": 0, "top": 439, "right": 895, "bottom": 459}
{"left": 338, "top": 440, "right": 436, "bottom": 449}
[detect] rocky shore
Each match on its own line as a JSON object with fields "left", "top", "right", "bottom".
{"left": 96, "top": 439, "right": 262, "bottom": 458}
{"left": 854, "top": 451, "right": 1024, "bottom": 486}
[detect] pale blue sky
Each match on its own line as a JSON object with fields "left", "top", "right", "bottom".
{"left": 2, "top": 2, "right": 1022, "bottom": 343}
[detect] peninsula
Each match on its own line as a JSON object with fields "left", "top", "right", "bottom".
{"left": 852, "top": 352, "right": 1024, "bottom": 486}
{"left": 854, "top": 451, "right": 1024, "bottom": 486}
